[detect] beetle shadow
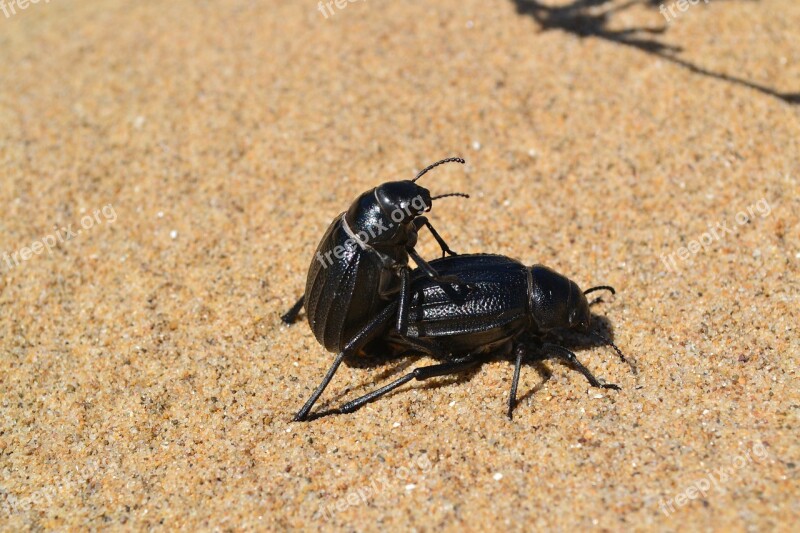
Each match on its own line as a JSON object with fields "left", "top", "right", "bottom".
{"left": 311, "top": 306, "right": 630, "bottom": 418}
{"left": 510, "top": 0, "right": 799, "bottom": 104}
{"left": 515, "top": 361, "right": 554, "bottom": 406}
{"left": 316, "top": 347, "right": 479, "bottom": 407}
{"left": 547, "top": 312, "right": 638, "bottom": 374}
{"left": 311, "top": 352, "right": 484, "bottom": 416}
{"left": 315, "top": 354, "right": 418, "bottom": 407}
{"left": 554, "top": 313, "right": 616, "bottom": 346}
{"left": 507, "top": 314, "right": 632, "bottom": 406}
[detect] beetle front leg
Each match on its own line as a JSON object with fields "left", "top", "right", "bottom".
{"left": 540, "top": 343, "right": 621, "bottom": 391}
{"left": 396, "top": 267, "right": 410, "bottom": 335}
{"left": 414, "top": 216, "right": 458, "bottom": 257}
{"left": 407, "top": 248, "right": 462, "bottom": 286}
{"left": 507, "top": 344, "right": 527, "bottom": 420}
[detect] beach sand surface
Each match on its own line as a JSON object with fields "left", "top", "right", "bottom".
{"left": 0, "top": 0, "right": 798, "bottom": 530}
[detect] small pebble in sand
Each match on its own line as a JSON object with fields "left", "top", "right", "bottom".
{"left": 170, "top": 230, "right": 178, "bottom": 239}
{"left": 493, "top": 473, "right": 503, "bottom": 481}
{"left": 405, "top": 484, "right": 416, "bottom": 491}
{"left": 472, "top": 140, "right": 481, "bottom": 150}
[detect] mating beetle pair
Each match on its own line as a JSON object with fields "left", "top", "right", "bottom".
{"left": 282, "top": 158, "right": 631, "bottom": 421}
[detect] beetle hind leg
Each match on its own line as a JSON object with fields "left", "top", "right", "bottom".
{"left": 293, "top": 301, "right": 398, "bottom": 422}
{"left": 335, "top": 353, "right": 484, "bottom": 415}
{"left": 281, "top": 295, "right": 305, "bottom": 324}
{"left": 293, "top": 349, "right": 346, "bottom": 422}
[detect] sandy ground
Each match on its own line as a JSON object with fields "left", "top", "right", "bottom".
{"left": 0, "top": 0, "right": 798, "bottom": 530}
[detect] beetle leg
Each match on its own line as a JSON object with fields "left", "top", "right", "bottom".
{"left": 335, "top": 353, "right": 484, "bottom": 415}
{"left": 380, "top": 328, "right": 447, "bottom": 358}
{"left": 293, "top": 301, "right": 399, "bottom": 422}
{"left": 280, "top": 295, "right": 305, "bottom": 324}
{"left": 414, "top": 216, "right": 458, "bottom": 257}
{"left": 394, "top": 337, "right": 446, "bottom": 358}
{"left": 540, "top": 343, "right": 621, "bottom": 391}
{"left": 407, "top": 248, "right": 462, "bottom": 286}
{"left": 507, "top": 344, "right": 527, "bottom": 420}
{"left": 396, "top": 267, "right": 410, "bottom": 335}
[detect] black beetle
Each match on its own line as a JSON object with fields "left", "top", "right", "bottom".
{"left": 285, "top": 158, "right": 470, "bottom": 421}
{"left": 300, "top": 254, "right": 633, "bottom": 420}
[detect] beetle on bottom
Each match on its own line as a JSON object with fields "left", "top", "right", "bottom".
{"left": 293, "top": 253, "right": 634, "bottom": 421}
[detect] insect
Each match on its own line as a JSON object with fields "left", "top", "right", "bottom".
{"left": 284, "top": 158, "right": 470, "bottom": 421}
{"left": 302, "top": 254, "right": 633, "bottom": 420}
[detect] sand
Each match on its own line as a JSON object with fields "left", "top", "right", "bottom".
{"left": 0, "top": 0, "right": 798, "bottom": 530}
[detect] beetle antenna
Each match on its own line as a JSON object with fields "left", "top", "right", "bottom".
{"left": 589, "top": 331, "right": 637, "bottom": 374}
{"left": 584, "top": 285, "right": 615, "bottom": 296}
{"left": 412, "top": 157, "right": 466, "bottom": 182}
{"left": 431, "top": 192, "right": 470, "bottom": 201}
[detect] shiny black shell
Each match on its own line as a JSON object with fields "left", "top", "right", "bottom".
{"left": 405, "top": 254, "right": 533, "bottom": 354}
{"left": 304, "top": 215, "right": 389, "bottom": 352}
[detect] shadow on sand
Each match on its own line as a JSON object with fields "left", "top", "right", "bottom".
{"left": 306, "top": 313, "right": 631, "bottom": 420}
{"left": 511, "top": 0, "right": 799, "bottom": 104}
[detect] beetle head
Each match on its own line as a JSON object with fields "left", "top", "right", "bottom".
{"left": 373, "top": 157, "right": 468, "bottom": 227}
{"left": 374, "top": 180, "right": 433, "bottom": 224}
{"left": 528, "top": 265, "right": 591, "bottom": 333}
{"left": 343, "top": 158, "right": 468, "bottom": 249}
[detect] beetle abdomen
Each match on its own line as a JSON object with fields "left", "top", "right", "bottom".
{"left": 406, "top": 254, "right": 530, "bottom": 349}
{"left": 305, "top": 217, "right": 385, "bottom": 352}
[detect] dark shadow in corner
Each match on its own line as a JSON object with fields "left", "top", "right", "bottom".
{"left": 511, "top": 0, "right": 799, "bottom": 104}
